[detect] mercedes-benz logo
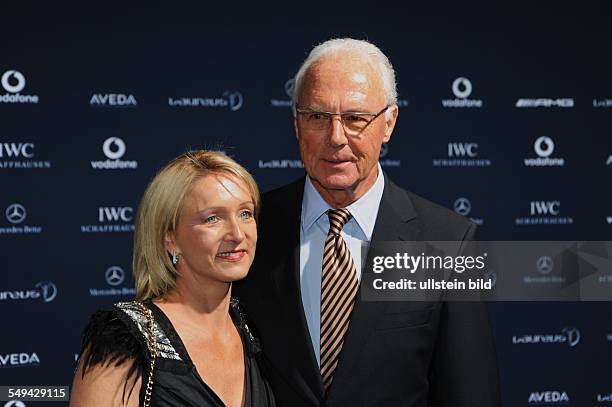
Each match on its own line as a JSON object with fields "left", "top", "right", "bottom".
{"left": 534, "top": 136, "right": 554, "bottom": 158}
{"left": 536, "top": 255, "right": 554, "bottom": 274}
{"left": 452, "top": 77, "right": 472, "bottom": 99}
{"left": 6, "top": 203, "right": 26, "bottom": 224}
{"left": 102, "top": 137, "right": 126, "bottom": 159}
{"left": 1, "top": 70, "right": 26, "bottom": 93}
{"left": 453, "top": 197, "right": 471, "bottom": 216}
{"left": 105, "top": 266, "right": 125, "bottom": 286}
{"left": 4, "top": 401, "right": 27, "bottom": 407}
{"left": 284, "top": 78, "right": 295, "bottom": 98}
{"left": 223, "top": 91, "right": 243, "bottom": 111}
{"left": 379, "top": 144, "right": 389, "bottom": 159}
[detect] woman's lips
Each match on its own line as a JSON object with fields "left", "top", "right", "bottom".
{"left": 216, "top": 250, "right": 246, "bottom": 262}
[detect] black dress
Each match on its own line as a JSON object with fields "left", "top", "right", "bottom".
{"left": 79, "top": 298, "right": 276, "bottom": 406}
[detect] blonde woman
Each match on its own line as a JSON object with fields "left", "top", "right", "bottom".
{"left": 71, "top": 151, "right": 275, "bottom": 407}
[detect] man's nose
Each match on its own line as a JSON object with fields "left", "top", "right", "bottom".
{"left": 327, "top": 116, "right": 348, "bottom": 147}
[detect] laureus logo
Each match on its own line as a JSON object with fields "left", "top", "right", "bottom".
{"left": 168, "top": 90, "right": 244, "bottom": 111}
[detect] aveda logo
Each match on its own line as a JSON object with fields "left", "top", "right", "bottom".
{"left": 0, "top": 69, "right": 39, "bottom": 104}
{"left": 90, "top": 93, "right": 137, "bottom": 107}
{"left": 0, "top": 142, "right": 51, "bottom": 169}
{"left": 0, "top": 352, "right": 40, "bottom": 368}
{"left": 528, "top": 391, "right": 569, "bottom": 404}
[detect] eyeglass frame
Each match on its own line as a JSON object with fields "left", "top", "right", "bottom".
{"left": 294, "top": 104, "right": 390, "bottom": 137}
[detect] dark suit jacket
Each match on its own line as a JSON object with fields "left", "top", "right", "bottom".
{"left": 235, "top": 174, "right": 500, "bottom": 407}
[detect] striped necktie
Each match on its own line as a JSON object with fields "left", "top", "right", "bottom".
{"left": 320, "top": 208, "right": 359, "bottom": 391}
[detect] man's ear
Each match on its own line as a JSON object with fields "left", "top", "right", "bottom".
{"left": 293, "top": 114, "right": 299, "bottom": 140}
{"left": 382, "top": 104, "right": 399, "bottom": 143}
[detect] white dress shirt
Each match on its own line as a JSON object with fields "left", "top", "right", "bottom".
{"left": 299, "top": 164, "right": 385, "bottom": 366}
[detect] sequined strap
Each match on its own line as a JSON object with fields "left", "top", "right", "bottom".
{"left": 114, "top": 301, "right": 182, "bottom": 361}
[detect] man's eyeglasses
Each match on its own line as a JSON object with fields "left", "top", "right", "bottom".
{"left": 295, "top": 105, "right": 389, "bottom": 137}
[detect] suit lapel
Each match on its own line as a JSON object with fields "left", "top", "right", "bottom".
{"left": 268, "top": 177, "right": 325, "bottom": 402}
{"left": 326, "top": 174, "right": 420, "bottom": 397}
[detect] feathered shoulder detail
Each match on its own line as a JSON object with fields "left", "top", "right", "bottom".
{"left": 78, "top": 307, "right": 146, "bottom": 401}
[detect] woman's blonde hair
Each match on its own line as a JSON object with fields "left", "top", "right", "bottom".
{"left": 132, "top": 150, "right": 260, "bottom": 301}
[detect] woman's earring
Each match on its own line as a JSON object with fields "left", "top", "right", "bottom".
{"left": 172, "top": 251, "right": 179, "bottom": 265}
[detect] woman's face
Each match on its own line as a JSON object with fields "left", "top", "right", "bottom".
{"left": 167, "top": 173, "right": 257, "bottom": 286}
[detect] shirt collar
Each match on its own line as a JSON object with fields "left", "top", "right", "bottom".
{"left": 301, "top": 163, "right": 385, "bottom": 240}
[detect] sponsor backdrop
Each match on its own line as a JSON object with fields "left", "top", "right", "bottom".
{"left": 1, "top": 4, "right": 611, "bottom": 407}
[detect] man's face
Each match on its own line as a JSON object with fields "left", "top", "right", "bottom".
{"left": 295, "top": 53, "right": 398, "bottom": 196}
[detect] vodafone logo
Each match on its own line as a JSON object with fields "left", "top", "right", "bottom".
{"left": 91, "top": 137, "right": 137, "bottom": 170}
{"left": 442, "top": 76, "right": 482, "bottom": 108}
{"left": 1, "top": 70, "right": 26, "bottom": 93}
{"left": 534, "top": 136, "right": 554, "bottom": 158}
{"left": 0, "top": 69, "right": 38, "bottom": 104}
{"left": 452, "top": 77, "right": 472, "bottom": 99}
{"left": 102, "top": 137, "right": 126, "bottom": 159}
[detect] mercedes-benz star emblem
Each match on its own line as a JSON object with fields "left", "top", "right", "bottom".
{"left": 284, "top": 78, "right": 295, "bottom": 98}
{"left": 105, "top": 266, "right": 125, "bottom": 286}
{"left": 536, "top": 256, "right": 554, "bottom": 274}
{"left": 453, "top": 197, "right": 471, "bottom": 216}
{"left": 6, "top": 203, "right": 26, "bottom": 224}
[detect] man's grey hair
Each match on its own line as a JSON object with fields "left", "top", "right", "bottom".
{"left": 292, "top": 38, "right": 398, "bottom": 112}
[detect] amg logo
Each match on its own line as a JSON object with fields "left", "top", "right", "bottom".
{"left": 0, "top": 352, "right": 40, "bottom": 367}
{"left": 528, "top": 391, "right": 569, "bottom": 404}
{"left": 98, "top": 207, "right": 133, "bottom": 222}
{"left": 448, "top": 143, "right": 478, "bottom": 157}
{"left": 530, "top": 201, "right": 560, "bottom": 216}
{"left": 516, "top": 98, "right": 574, "bottom": 108}
{"left": 90, "top": 93, "right": 137, "bottom": 106}
{"left": 0, "top": 142, "right": 34, "bottom": 158}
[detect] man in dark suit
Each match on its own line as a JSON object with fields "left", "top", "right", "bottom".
{"left": 235, "top": 38, "right": 500, "bottom": 406}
